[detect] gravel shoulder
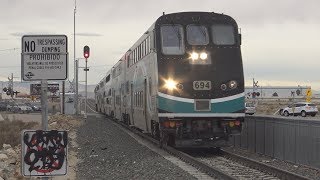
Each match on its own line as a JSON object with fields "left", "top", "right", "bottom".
{"left": 76, "top": 114, "right": 196, "bottom": 180}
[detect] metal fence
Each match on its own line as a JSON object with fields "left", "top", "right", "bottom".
{"left": 230, "top": 115, "right": 320, "bottom": 169}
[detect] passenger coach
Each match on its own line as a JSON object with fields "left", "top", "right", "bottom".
{"left": 95, "top": 12, "right": 245, "bottom": 148}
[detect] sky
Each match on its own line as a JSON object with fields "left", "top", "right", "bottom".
{"left": 0, "top": 0, "right": 320, "bottom": 89}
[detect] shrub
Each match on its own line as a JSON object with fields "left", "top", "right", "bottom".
{"left": 0, "top": 119, "right": 38, "bottom": 148}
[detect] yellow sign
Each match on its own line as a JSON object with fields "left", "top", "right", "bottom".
{"left": 306, "top": 88, "right": 312, "bottom": 102}
{"left": 306, "top": 88, "right": 312, "bottom": 97}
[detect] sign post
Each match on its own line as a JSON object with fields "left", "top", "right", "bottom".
{"left": 21, "top": 35, "right": 68, "bottom": 178}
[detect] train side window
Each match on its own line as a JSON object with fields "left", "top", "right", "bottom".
{"left": 127, "top": 55, "right": 130, "bottom": 68}
{"left": 149, "top": 78, "right": 152, "bottom": 94}
{"left": 138, "top": 46, "right": 141, "bottom": 60}
{"left": 142, "top": 42, "right": 144, "bottom": 58}
{"left": 147, "top": 36, "right": 150, "bottom": 54}
{"left": 140, "top": 44, "right": 142, "bottom": 59}
{"left": 160, "top": 24, "right": 185, "bottom": 55}
{"left": 126, "top": 81, "right": 129, "bottom": 94}
{"left": 142, "top": 91, "right": 144, "bottom": 107}
{"left": 139, "top": 91, "right": 141, "bottom": 107}
{"left": 140, "top": 91, "right": 142, "bottom": 107}
{"left": 144, "top": 40, "right": 147, "bottom": 56}
{"left": 141, "top": 91, "right": 143, "bottom": 107}
{"left": 106, "top": 74, "right": 110, "bottom": 83}
{"left": 137, "top": 92, "right": 139, "bottom": 107}
{"left": 211, "top": 24, "right": 235, "bottom": 45}
{"left": 146, "top": 38, "right": 149, "bottom": 54}
{"left": 139, "top": 92, "right": 141, "bottom": 107}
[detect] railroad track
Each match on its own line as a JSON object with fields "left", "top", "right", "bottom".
{"left": 220, "top": 149, "right": 311, "bottom": 180}
{"left": 188, "top": 148, "right": 311, "bottom": 180}
{"left": 85, "top": 102, "right": 310, "bottom": 180}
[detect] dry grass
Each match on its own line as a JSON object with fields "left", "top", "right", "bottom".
{"left": 0, "top": 118, "right": 38, "bottom": 148}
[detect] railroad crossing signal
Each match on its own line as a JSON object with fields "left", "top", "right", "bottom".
{"left": 83, "top": 45, "right": 90, "bottom": 59}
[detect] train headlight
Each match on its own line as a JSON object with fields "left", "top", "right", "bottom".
{"left": 200, "top": 52, "right": 208, "bottom": 60}
{"left": 190, "top": 52, "right": 199, "bottom": 60}
{"left": 229, "top": 80, "right": 238, "bottom": 89}
{"left": 164, "top": 79, "right": 178, "bottom": 90}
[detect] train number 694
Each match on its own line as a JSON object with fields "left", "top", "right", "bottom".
{"left": 193, "top": 81, "right": 211, "bottom": 90}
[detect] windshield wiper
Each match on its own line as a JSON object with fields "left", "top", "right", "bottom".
{"left": 170, "top": 21, "right": 182, "bottom": 49}
{"left": 197, "top": 26, "right": 207, "bottom": 41}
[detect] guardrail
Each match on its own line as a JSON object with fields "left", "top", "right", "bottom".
{"left": 230, "top": 115, "right": 320, "bottom": 169}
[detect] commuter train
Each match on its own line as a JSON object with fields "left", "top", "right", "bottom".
{"left": 95, "top": 12, "right": 245, "bottom": 148}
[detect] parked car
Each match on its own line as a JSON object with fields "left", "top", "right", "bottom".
{"left": 280, "top": 102, "right": 318, "bottom": 117}
{"left": 245, "top": 102, "right": 256, "bottom": 115}
{"left": 6, "top": 101, "right": 16, "bottom": 111}
{"left": 0, "top": 102, "right": 7, "bottom": 111}
{"left": 12, "top": 103, "right": 33, "bottom": 113}
{"left": 25, "top": 102, "right": 41, "bottom": 111}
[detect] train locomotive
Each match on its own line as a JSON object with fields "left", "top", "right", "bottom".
{"left": 95, "top": 12, "right": 245, "bottom": 148}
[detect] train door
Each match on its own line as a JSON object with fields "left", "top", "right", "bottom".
{"left": 130, "top": 83, "right": 134, "bottom": 125}
{"left": 144, "top": 79, "right": 149, "bottom": 132}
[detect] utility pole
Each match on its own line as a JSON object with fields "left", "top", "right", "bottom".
{"left": 75, "top": 59, "right": 79, "bottom": 114}
{"left": 74, "top": 0, "right": 78, "bottom": 115}
{"left": 62, "top": 81, "right": 65, "bottom": 114}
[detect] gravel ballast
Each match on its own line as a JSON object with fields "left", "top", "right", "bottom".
{"left": 76, "top": 115, "right": 196, "bottom": 180}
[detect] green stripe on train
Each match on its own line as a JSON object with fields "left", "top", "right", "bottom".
{"left": 157, "top": 96, "right": 244, "bottom": 113}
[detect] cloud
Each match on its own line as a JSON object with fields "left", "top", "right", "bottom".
{"left": 75, "top": 33, "right": 103, "bottom": 37}
{"left": 10, "top": 32, "right": 57, "bottom": 37}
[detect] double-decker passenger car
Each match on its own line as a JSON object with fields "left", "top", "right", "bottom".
{"left": 95, "top": 12, "right": 245, "bottom": 148}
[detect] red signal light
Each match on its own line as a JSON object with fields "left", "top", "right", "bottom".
{"left": 83, "top": 45, "right": 90, "bottom": 59}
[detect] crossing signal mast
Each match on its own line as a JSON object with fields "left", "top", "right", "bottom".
{"left": 252, "top": 78, "right": 260, "bottom": 98}
{"left": 2, "top": 73, "right": 19, "bottom": 98}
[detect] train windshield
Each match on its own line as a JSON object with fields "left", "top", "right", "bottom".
{"left": 160, "top": 25, "right": 185, "bottom": 55}
{"left": 211, "top": 24, "right": 235, "bottom": 45}
{"left": 186, "top": 25, "right": 209, "bottom": 45}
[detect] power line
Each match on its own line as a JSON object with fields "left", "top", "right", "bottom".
{"left": 0, "top": 66, "right": 20, "bottom": 69}
{"left": 0, "top": 48, "right": 20, "bottom": 51}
